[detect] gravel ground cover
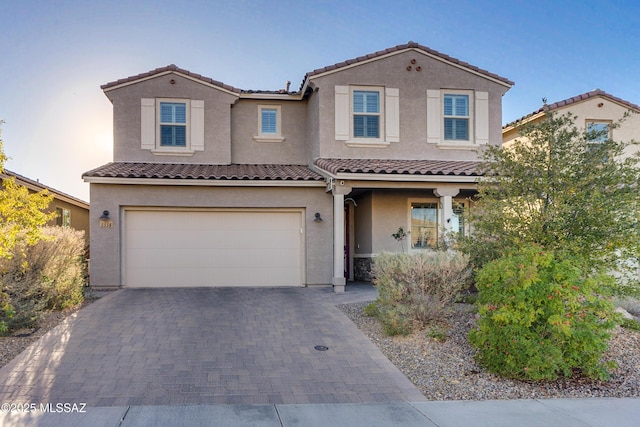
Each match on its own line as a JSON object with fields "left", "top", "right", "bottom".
{"left": 338, "top": 301, "right": 640, "bottom": 400}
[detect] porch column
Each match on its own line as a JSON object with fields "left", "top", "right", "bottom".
{"left": 434, "top": 187, "right": 459, "bottom": 235}
{"left": 332, "top": 184, "right": 351, "bottom": 293}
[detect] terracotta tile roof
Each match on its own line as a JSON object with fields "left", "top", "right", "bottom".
{"left": 301, "top": 41, "right": 514, "bottom": 90}
{"left": 83, "top": 163, "right": 324, "bottom": 181}
{"left": 504, "top": 89, "right": 640, "bottom": 128}
{"left": 314, "top": 158, "right": 482, "bottom": 176}
{"left": 101, "top": 64, "right": 242, "bottom": 93}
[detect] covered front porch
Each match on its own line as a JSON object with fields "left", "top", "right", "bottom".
{"left": 312, "top": 159, "right": 482, "bottom": 292}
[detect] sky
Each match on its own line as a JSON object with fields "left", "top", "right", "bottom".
{"left": 1, "top": 0, "right": 638, "bottom": 202}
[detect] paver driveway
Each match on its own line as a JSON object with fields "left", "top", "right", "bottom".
{"left": 0, "top": 286, "right": 426, "bottom": 406}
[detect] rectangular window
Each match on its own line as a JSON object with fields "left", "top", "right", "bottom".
{"left": 353, "top": 90, "right": 380, "bottom": 138}
{"left": 159, "top": 102, "right": 187, "bottom": 147}
{"left": 443, "top": 94, "right": 469, "bottom": 140}
{"left": 586, "top": 120, "right": 610, "bottom": 145}
{"left": 255, "top": 105, "right": 284, "bottom": 142}
{"left": 452, "top": 202, "right": 465, "bottom": 236}
{"left": 56, "top": 208, "right": 71, "bottom": 227}
{"left": 411, "top": 202, "right": 439, "bottom": 249}
{"left": 261, "top": 108, "right": 277, "bottom": 134}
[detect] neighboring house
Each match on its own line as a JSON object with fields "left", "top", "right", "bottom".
{"left": 83, "top": 42, "right": 513, "bottom": 291}
{"left": 503, "top": 89, "right": 640, "bottom": 159}
{"left": 0, "top": 169, "right": 90, "bottom": 243}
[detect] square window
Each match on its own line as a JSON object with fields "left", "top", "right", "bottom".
{"left": 443, "top": 94, "right": 469, "bottom": 141}
{"left": 411, "top": 202, "right": 439, "bottom": 249}
{"left": 159, "top": 102, "right": 187, "bottom": 147}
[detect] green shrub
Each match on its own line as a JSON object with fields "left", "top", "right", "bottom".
{"left": 373, "top": 251, "right": 471, "bottom": 335}
{"left": 363, "top": 302, "right": 379, "bottom": 317}
{"left": 468, "top": 246, "right": 618, "bottom": 381}
{"left": 620, "top": 318, "right": 640, "bottom": 332}
{"left": 0, "top": 226, "right": 86, "bottom": 333}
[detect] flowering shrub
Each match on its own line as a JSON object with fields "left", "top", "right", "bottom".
{"left": 373, "top": 251, "right": 471, "bottom": 335}
{"left": 468, "top": 246, "right": 618, "bottom": 381}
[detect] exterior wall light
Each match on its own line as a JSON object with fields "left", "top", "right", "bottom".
{"left": 99, "top": 210, "right": 113, "bottom": 228}
{"left": 314, "top": 212, "right": 323, "bottom": 223}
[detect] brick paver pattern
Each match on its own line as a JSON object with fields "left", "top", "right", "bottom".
{"left": 0, "top": 287, "right": 426, "bottom": 406}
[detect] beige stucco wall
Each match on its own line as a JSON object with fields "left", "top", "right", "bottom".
{"left": 309, "top": 49, "right": 510, "bottom": 162}
{"left": 503, "top": 97, "right": 640, "bottom": 159}
{"left": 89, "top": 183, "right": 333, "bottom": 288}
{"left": 49, "top": 199, "right": 90, "bottom": 245}
{"left": 106, "top": 73, "right": 238, "bottom": 164}
{"left": 352, "top": 189, "right": 473, "bottom": 255}
{"left": 231, "top": 99, "right": 308, "bottom": 164}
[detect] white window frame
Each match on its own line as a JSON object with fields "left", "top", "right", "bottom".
{"left": 254, "top": 105, "right": 285, "bottom": 142}
{"left": 443, "top": 91, "right": 472, "bottom": 142}
{"left": 154, "top": 98, "right": 191, "bottom": 153}
{"left": 351, "top": 87, "right": 384, "bottom": 140}
{"left": 427, "top": 89, "right": 486, "bottom": 149}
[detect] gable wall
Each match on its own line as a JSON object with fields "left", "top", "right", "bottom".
{"left": 107, "top": 73, "right": 237, "bottom": 164}
{"left": 503, "top": 97, "right": 640, "bottom": 159}
{"left": 310, "top": 50, "right": 509, "bottom": 161}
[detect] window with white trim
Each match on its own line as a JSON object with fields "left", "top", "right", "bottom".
{"left": 353, "top": 90, "right": 380, "bottom": 138}
{"left": 334, "top": 85, "right": 399, "bottom": 145}
{"left": 254, "top": 105, "right": 284, "bottom": 142}
{"left": 160, "top": 102, "right": 187, "bottom": 146}
{"left": 443, "top": 94, "right": 469, "bottom": 141}
{"left": 141, "top": 98, "right": 205, "bottom": 155}
{"left": 427, "top": 90, "right": 486, "bottom": 147}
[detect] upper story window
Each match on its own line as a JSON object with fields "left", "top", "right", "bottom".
{"left": 427, "top": 89, "right": 487, "bottom": 148}
{"left": 254, "top": 105, "right": 285, "bottom": 142}
{"left": 56, "top": 207, "right": 71, "bottom": 227}
{"left": 586, "top": 120, "right": 611, "bottom": 145}
{"left": 353, "top": 90, "right": 380, "bottom": 138}
{"left": 334, "top": 85, "right": 399, "bottom": 146}
{"left": 160, "top": 102, "right": 187, "bottom": 147}
{"left": 443, "top": 94, "right": 469, "bottom": 140}
{"left": 141, "top": 98, "right": 205, "bottom": 155}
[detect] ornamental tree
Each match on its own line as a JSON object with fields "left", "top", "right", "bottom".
{"left": 0, "top": 124, "right": 55, "bottom": 259}
{"left": 460, "top": 109, "right": 640, "bottom": 295}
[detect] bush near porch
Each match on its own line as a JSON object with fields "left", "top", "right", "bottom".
{"left": 371, "top": 251, "right": 471, "bottom": 335}
{"left": 0, "top": 226, "right": 86, "bottom": 334}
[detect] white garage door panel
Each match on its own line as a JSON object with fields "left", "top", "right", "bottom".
{"left": 124, "top": 210, "right": 303, "bottom": 287}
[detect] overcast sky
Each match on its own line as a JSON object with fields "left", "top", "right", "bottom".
{"left": 1, "top": 0, "right": 638, "bottom": 201}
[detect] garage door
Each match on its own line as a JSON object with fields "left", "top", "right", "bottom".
{"left": 124, "top": 209, "right": 304, "bottom": 287}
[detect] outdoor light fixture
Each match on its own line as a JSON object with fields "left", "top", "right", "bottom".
{"left": 99, "top": 210, "right": 113, "bottom": 228}
{"left": 314, "top": 212, "right": 323, "bottom": 223}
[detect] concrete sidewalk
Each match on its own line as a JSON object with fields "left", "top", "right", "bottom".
{"left": 1, "top": 398, "right": 638, "bottom": 426}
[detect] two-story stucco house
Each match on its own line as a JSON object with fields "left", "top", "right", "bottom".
{"left": 83, "top": 42, "right": 513, "bottom": 292}
{"left": 503, "top": 89, "right": 640, "bottom": 159}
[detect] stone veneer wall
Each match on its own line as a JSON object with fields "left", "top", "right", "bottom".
{"left": 354, "top": 257, "right": 374, "bottom": 282}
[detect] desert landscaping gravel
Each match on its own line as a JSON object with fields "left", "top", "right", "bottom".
{"left": 338, "top": 301, "right": 640, "bottom": 400}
